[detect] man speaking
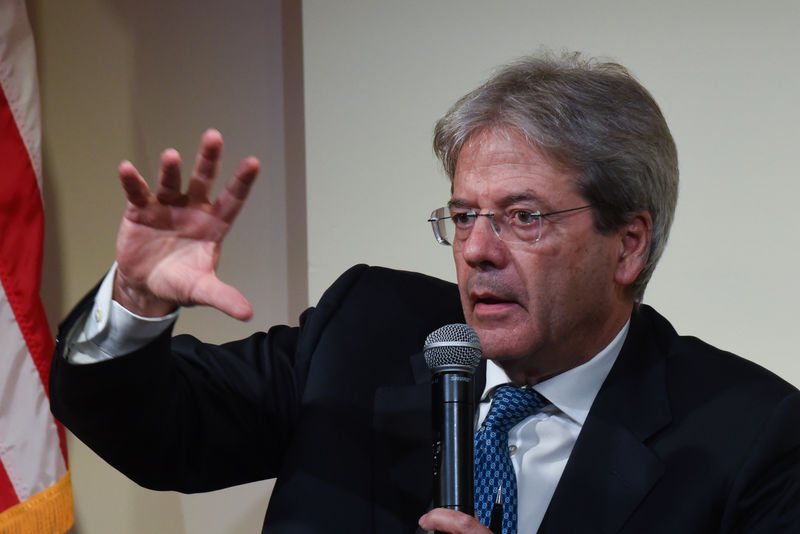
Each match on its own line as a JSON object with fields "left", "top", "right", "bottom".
{"left": 50, "top": 52, "right": 799, "bottom": 533}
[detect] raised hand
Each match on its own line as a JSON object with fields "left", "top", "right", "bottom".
{"left": 112, "top": 129, "right": 260, "bottom": 320}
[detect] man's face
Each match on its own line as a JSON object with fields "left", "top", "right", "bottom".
{"left": 451, "top": 127, "right": 633, "bottom": 383}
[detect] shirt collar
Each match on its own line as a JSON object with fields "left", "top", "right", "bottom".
{"left": 482, "top": 320, "right": 629, "bottom": 426}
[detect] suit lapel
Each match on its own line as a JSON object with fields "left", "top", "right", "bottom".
{"left": 539, "top": 308, "right": 672, "bottom": 533}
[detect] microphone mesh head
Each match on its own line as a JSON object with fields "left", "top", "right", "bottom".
{"left": 423, "top": 323, "right": 482, "bottom": 372}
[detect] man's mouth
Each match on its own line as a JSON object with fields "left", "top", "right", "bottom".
{"left": 475, "top": 296, "right": 510, "bottom": 305}
{"left": 466, "top": 277, "right": 522, "bottom": 316}
{"left": 471, "top": 292, "right": 519, "bottom": 314}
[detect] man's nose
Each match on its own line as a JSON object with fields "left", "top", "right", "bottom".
{"left": 459, "top": 215, "right": 507, "bottom": 268}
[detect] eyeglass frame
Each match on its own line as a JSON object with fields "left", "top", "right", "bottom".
{"left": 427, "top": 204, "right": 593, "bottom": 246}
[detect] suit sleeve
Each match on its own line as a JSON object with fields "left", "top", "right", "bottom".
{"left": 50, "top": 265, "right": 369, "bottom": 493}
{"left": 721, "top": 390, "right": 800, "bottom": 532}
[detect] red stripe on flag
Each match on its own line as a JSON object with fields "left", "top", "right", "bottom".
{"left": 0, "top": 82, "right": 54, "bottom": 389}
{"left": 0, "top": 457, "right": 20, "bottom": 511}
{"left": 0, "top": 79, "right": 66, "bottom": 465}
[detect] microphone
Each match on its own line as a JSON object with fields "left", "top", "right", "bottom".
{"left": 423, "top": 323, "right": 482, "bottom": 515}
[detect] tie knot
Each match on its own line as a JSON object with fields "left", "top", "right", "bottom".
{"left": 483, "top": 385, "right": 546, "bottom": 432}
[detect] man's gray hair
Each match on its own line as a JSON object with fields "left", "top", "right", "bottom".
{"left": 433, "top": 51, "right": 679, "bottom": 301}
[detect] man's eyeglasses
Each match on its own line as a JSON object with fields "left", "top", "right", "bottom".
{"left": 427, "top": 205, "right": 593, "bottom": 246}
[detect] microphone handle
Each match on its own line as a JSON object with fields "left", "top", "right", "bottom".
{"left": 431, "top": 369, "right": 475, "bottom": 513}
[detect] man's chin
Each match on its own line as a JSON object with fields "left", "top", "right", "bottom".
{"left": 483, "top": 351, "right": 526, "bottom": 364}
{"left": 471, "top": 328, "right": 528, "bottom": 362}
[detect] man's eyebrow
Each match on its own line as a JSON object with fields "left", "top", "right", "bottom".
{"left": 448, "top": 191, "right": 544, "bottom": 209}
{"left": 500, "top": 192, "right": 543, "bottom": 205}
{"left": 447, "top": 198, "right": 472, "bottom": 209}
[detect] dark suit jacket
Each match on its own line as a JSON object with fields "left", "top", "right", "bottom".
{"left": 50, "top": 265, "right": 800, "bottom": 533}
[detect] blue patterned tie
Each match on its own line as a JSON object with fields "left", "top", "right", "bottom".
{"left": 474, "top": 385, "right": 546, "bottom": 534}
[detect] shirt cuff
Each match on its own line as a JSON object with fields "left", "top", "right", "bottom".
{"left": 67, "top": 263, "right": 178, "bottom": 364}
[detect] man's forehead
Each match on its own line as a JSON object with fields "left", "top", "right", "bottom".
{"left": 458, "top": 127, "right": 541, "bottom": 164}
{"left": 452, "top": 129, "right": 581, "bottom": 207}
{"left": 455, "top": 127, "right": 576, "bottom": 184}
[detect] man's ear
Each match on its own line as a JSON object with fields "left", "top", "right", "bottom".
{"left": 615, "top": 211, "right": 652, "bottom": 286}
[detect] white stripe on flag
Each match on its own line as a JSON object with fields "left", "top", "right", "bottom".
{"left": 0, "top": 282, "right": 66, "bottom": 502}
{"left": 0, "top": 0, "right": 42, "bottom": 186}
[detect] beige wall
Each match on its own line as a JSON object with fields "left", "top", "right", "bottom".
{"left": 32, "top": 0, "right": 799, "bottom": 532}
{"left": 31, "top": 0, "right": 303, "bottom": 532}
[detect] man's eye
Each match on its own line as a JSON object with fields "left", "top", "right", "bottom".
{"left": 451, "top": 213, "right": 474, "bottom": 227}
{"left": 511, "top": 210, "right": 539, "bottom": 226}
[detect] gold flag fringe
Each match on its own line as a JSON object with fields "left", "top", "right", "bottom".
{"left": 0, "top": 471, "right": 74, "bottom": 534}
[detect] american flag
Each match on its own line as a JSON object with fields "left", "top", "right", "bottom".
{"left": 0, "top": 0, "right": 74, "bottom": 532}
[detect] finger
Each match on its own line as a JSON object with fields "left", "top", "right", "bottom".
{"left": 186, "top": 128, "right": 223, "bottom": 203}
{"left": 214, "top": 157, "right": 260, "bottom": 224}
{"left": 191, "top": 275, "right": 254, "bottom": 321}
{"left": 118, "top": 160, "right": 153, "bottom": 207}
{"left": 418, "top": 508, "right": 489, "bottom": 534}
{"left": 156, "top": 148, "right": 186, "bottom": 205}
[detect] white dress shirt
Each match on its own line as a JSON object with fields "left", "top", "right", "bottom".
{"left": 478, "top": 322, "right": 628, "bottom": 532}
{"left": 66, "top": 263, "right": 176, "bottom": 364}
{"left": 68, "top": 265, "right": 628, "bottom": 533}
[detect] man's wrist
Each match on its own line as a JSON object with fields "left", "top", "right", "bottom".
{"left": 112, "top": 270, "right": 177, "bottom": 317}
{"left": 66, "top": 264, "right": 178, "bottom": 364}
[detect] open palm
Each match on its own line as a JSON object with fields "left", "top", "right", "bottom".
{"left": 113, "top": 129, "right": 259, "bottom": 320}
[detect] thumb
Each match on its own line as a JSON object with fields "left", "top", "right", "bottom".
{"left": 192, "top": 275, "right": 254, "bottom": 321}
